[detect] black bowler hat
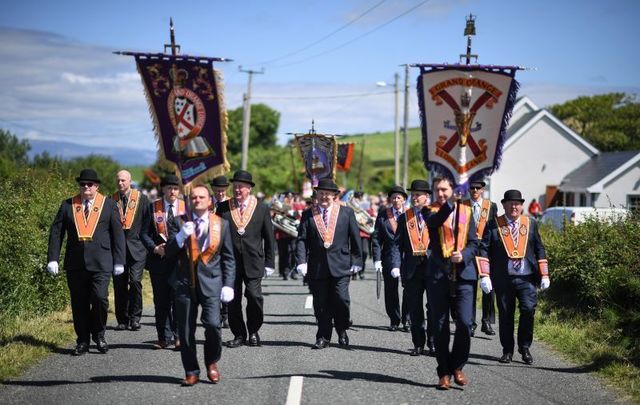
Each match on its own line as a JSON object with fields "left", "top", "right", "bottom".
{"left": 469, "top": 180, "right": 486, "bottom": 189}
{"left": 229, "top": 170, "right": 255, "bottom": 187}
{"left": 387, "top": 185, "right": 408, "bottom": 199}
{"left": 161, "top": 174, "right": 180, "bottom": 187}
{"left": 501, "top": 189, "right": 525, "bottom": 203}
{"left": 211, "top": 175, "right": 230, "bottom": 188}
{"left": 407, "top": 179, "right": 431, "bottom": 193}
{"left": 75, "top": 168, "right": 101, "bottom": 184}
{"left": 314, "top": 178, "right": 339, "bottom": 192}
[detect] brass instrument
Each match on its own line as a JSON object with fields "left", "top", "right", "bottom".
{"left": 270, "top": 198, "right": 299, "bottom": 238}
{"left": 347, "top": 196, "right": 375, "bottom": 235}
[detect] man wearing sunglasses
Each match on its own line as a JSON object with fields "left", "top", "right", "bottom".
{"left": 47, "top": 168, "right": 126, "bottom": 356}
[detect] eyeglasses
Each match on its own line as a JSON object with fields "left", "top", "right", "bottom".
{"left": 469, "top": 187, "right": 482, "bottom": 191}
{"left": 79, "top": 182, "right": 95, "bottom": 188}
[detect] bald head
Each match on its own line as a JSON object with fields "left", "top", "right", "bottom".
{"left": 116, "top": 170, "right": 132, "bottom": 194}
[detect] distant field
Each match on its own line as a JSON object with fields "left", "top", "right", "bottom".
{"left": 341, "top": 127, "right": 422, "bottom": 167}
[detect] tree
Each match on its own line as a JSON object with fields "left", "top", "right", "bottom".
{"left": 549, "top": 93, "right": 640, "bottom": 152}
{"left": 226, "top": 103, "right": 280, "bottom": 154}
{"left": 0, "top": 129, "right": 30, "bottom": 166}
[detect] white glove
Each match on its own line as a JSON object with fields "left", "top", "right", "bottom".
{"left": 390, "top": 268, "right": 400, "bottom": 279}
{"left": 540, "top": 277, "right": 550, "bottom": 291}
{"left": 220, "top": 286, "right": 235, "bottom": 303}
{"left": 480, "top": 276, "right": 493, "bottom": 294}
{"left": 296, "top": 263, "right": 308, "bottom": 276}
{"left": 350, "top": 265, "right": 362, "bottom": 274}
{"left": 113, "top": 264, "right": 124, "bottom": 276}
{"left": 47, "top": 261, "right": 59, "bottom": 276}
{"left": 374, "top": 261, "right": 383, "bottom": 273}
{"left": 264, "top": 267, "right": 275, "bottom": 277}
{"left": 176, "top": 221, "right": 196, "bottom": 247}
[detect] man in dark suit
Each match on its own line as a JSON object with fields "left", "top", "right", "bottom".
{"left": 215, "top": 170, "right": 276, "bottom": 348}
{"left": 424, "top": 176, "right": 481, "bottom": 390}
{"left": 112, "top": 170, "right": 152, "bottom": 331}
{"left": 463, "top": 180, "right": 498, "bottom": 336}
{"left": 210, "top": 174, "right": 230, "bottom": 329}
{"left": 389, "top": 180, "right": 436, "bottom": 357}
{"left": 372, "top": 185, "right": 409, "bottom": 332}
{"left": 295, "top": 178, "right": 362, "bottom": 349}
{"left": 146, "top": 174, "right": 184, "bottom": 349}
{"left": 47, "top": 168, "right": 126, "bottom": 355}
{"left": 479, "top": 189, "right": 550, "bottom": 365}
{"left": 165, "top": 184, "right": 236, "bottom": 386}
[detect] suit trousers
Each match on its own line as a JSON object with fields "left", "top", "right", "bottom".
{"left": 113, "top": 251, "right": 145, "bottom": 325}
{"left": 228, "top": 269, "right": 264, "bottom": 339}
{"left": 382, "top": 270, "right": 402, "bottom": 326}
{"left": 427, "top": 277, "right": 475, "bottom": 377}
{"left": 277, "top": 237, "right": 296, "bottom": 277}
{"left": 495, "top": 274, "right": 537, "bottom": 354}
{"left": 150, "top": 270, "right": 177, "bottom": 342}
{"left": 66, "top": 270, "right": 111, "bottom": 344}
{"left": 472, "top": 282, "right": 496, "bottom": 327}
{"left": 404, "top": 267, "right": 434, "bottom": 349}
{"left": 175, "top": 280, "right": 222, "bottom": 376}
{"left": 308, "top": 275, "right": 351, "bottom": 341}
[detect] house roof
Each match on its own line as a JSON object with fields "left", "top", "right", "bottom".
{"left": 559, "top": 151, "right": 640, "bottom": 192}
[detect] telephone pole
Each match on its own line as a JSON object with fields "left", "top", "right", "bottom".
{"left": 402, "top": 64, "right": 410, "bottom": 189}
{"left": 239, "top": 66, "right": 264, "bottom": 170}
{"left": 393, "top": 72, "right": 400, "bottom": 186}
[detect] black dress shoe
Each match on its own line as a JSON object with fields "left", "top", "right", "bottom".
{"left": 338, "top": 331, "right": 349, "bottom": 346}
{"left": 427, "top": 345, "right": 436, "bottom": 356}
{"left": 401, "top": 324, "right": 410, "bottom": 333}
{"left": 222, "top": 319, "right": 230, "bottom": 329}
{"left": 470, "top": 323, "right": 476, "bottom": 337}
{"left": 114, "top": 323, "right": 127, "bottom": 331}
{"left": 225, "top": 336, "right": 246, "bottom": 348}
{"left": 410, "top": 346, "right": 423, "bottom": 356}
{"left": 96, "top": 337, "right": 109, "bottom": 353}
{"left": 481, "top": 321, "right": 496, "bottom": 335}
{"left": 129, "top": 321, "right": 141, "bottom": 331}
{"left": 499, "top": 352, "right": 513, "bottom": 363}
{"left": 389, "top": 324, "right": 399, "bottom": 332}
{"left": 72, "top": 342, "right": 89, "bottom": 356}
{"left": 312, "top": 338, "right": 329, "bottom": 349}
{"left": 248, "top": 333, "right": 261, "bottom": 347}
{"left": 519, "top": 347, "right": 533, "bottom": 364}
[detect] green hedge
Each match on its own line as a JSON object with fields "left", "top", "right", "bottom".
{"left": 0, "top": 169, "right": 75, "bottom": 319}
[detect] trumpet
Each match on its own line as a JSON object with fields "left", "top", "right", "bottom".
{"left": 347, "top": 196, "right": 375, "bottom": 235}
{"left": 270, "top": 198, "right": 299, "bottom": 238}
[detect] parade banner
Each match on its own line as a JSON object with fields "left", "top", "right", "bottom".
{"left": 417, "top": 66, "right": 519, "bottom": 188}
{"left": 336, "top": 142, "right": 355, "bottom": 172}
{"left": 295, "top": 133, "right": 337, "bottom": 186}
{"left": 135, "top": 55, "right": 230, "bottom": 186}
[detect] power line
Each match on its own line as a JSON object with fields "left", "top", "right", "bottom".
{"left": 253, "top": 90, "right": 392, "bottom": 101}
{"left": 270, "top": 0, "right": 432, "bottom": 69}
{"left": 256, "top": 0, "right": 389, "bottom": 66}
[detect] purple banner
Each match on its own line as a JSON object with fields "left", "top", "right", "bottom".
{"left": 136, "top": 56, "right": 229, "bottom": 185}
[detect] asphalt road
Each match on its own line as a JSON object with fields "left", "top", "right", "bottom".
{"left": 0, "top": 270, "right": 632, "bottom": 405}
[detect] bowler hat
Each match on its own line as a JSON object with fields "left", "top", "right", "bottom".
{"left": 387, "top": 185, "right": 408, "bottom": 199}
{"left": 407, "top": 179, "right": 431, "bottom": 193}
{"left": 501, "top": 189, "right": 525, "bottom": 203}
{"left": 75, "top": 168, "right": 101, "bottom": 184}
{"left": 469, "top": 180, "right": 486, "bottom": 189}
{"left": 229, "top": 170, "right": 255, "bottom": 187}
{"left": 161, "top": 174, "right": 180, "bottom": 187}
{"left": 314, "top": 178, "right": 339, "bottom": 192}
{"left": 211, "top": 175, "right": 230, "bottom": 188}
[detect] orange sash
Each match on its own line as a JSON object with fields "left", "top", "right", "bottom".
{"left": 496, "top": 215, "right": 529, "bottom": 259}
{"left": 230, "top": 195, "right": 257, "bottom": 235}
{"left": 312, "top": 204, "right": 340, "bottom": 249}
{"left": 153, "top": 199, "right": 186, "bottom": 241}
{"left": 405, "top": 208, "right": 429, "bottom": 256}
{"left": 188, "top": 213, "right": 223, "bottom": 265}
{"left": 439, "top": 203, "right": 472, "bottom": 258}
{"left": 385, "top": 208, "right": 398, "bottom": 234}
{"left": 113, "top": 189, "right": 140, "bottom": 230}
{"left": 72, "top": 193, "right": 105, "bottom": 242}
{"left": 465, "top": 199, "right": 492, "bottom": 238}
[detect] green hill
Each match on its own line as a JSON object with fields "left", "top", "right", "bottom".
{"left": 341, "top": 127, "right": 422, "bottom": 168}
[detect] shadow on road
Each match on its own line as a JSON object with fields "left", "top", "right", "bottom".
{"left": 2, "top": 374, "right": 182, "bottom": 387}
{"left": 244, "top": 369, "right": 437, "bottom": 388}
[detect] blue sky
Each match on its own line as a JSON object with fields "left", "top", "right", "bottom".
{"left": 1, "top": 0, "right": 638, "bottom": 155}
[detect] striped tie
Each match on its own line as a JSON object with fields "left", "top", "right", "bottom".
{"left": 84, "top": 200, "right": 90, "bottom": 219}
{"left": 510, "top": 221, "right": 522, "bottom": 271}
{"left": 322, "top": 208, "right": 328, "bottom": 226}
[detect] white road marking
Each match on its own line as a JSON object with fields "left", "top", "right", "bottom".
{"left": 286, "top": 376, "right": 304, "bottom": 405}
{"left": 304, "top": 295, "right": 313, "bottom": 309}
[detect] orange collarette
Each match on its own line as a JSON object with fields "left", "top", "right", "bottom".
{"left": 496, "top": 215, "right": 530, "bottom": 258}
{"left": 405, "top": 208, "right": 429, "bottom": 256}
{"left": 229, "top": 195, "right": 257, "bottom": 235}
{"left": 312, "top": 204, "right": 340, "bottom": 249}
{"left": 72, "top": 193, "right": 106, "bottom": 241}
{"left": 112, "top": 189, "right": 140, "bottom": 230}
{"left": 153, "top": 199, "right": 186, "bottom": 240}
{"left": 189, "top": 213, "right": 223, "bottom": 265}
{"left": 439, "top": 203, "right": 472, "bottom": 258}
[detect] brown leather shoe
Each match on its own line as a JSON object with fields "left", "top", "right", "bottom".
{"left": 181, "top": 374, "right": 199, "bottom": 386}
{"left": 207, "top": 363, "right": 220, "bottom": 383}
{"left": 152, "top": 340, "right": 170, "bottom": 350}
{"left": 436, "top": 375, "right": 451, "bottom": 390}
{"left": 453, "top": 369, "right": 468, "bottom": 386}
{"left": 173, "top": 339, "right": 181, "bottom": 351}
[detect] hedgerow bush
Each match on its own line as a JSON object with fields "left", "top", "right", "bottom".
{"left": 0, "top": 169, "right": 75, "bottom": 319}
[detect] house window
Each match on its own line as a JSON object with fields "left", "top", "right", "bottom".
{"left": 628, "top": 195, "right": 640, "bottom": 211}
{"left": 565, "top": 193, "right": 575, "bottom": 206}
{"left": 579, "top": 193, "right": 587, "bottom": 207}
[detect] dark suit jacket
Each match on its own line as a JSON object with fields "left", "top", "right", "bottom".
{"left": 145, "top": 200, "right": 177, "bottom": 273}
{"left": 390, "top": 210, "right": 431, "bottom": 282}
{"left": 165, "top": 214, "right": 236, "bottom": 297}
{"left": 464, "top": 198, "right": 498, "bottom": 240}
{"left": 215, "top": 198, "right": 275, "bottom": 278}
{"left": 424, "top": 202, "right": 481, "bottom": 281}
{"left": 296, "top": 205, "right": 362, "bottom": 279}
{"left": 482, "top": 215, "right": 546, "bottom": 286}
{"left": 48, "top": 195, "right": 126, "bottom": 272}
{"left": 112, "top": 192, "right": 152, "bottom": 263}
{"left": 371, "top": 207, "right": 402, "bottom": 271}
